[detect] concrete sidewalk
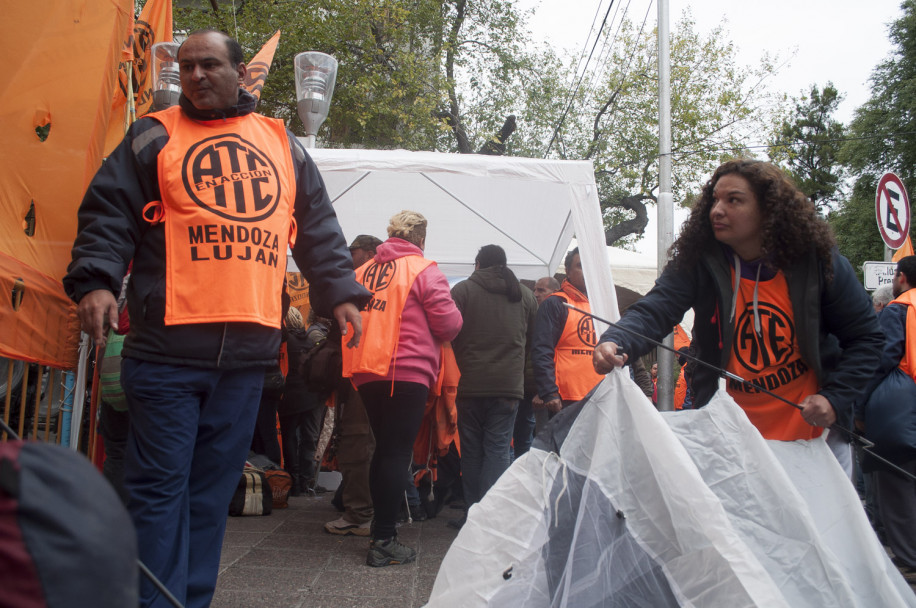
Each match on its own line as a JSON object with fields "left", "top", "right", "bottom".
{"left": 212, "top": 493, "right": 459, "bottom": 608}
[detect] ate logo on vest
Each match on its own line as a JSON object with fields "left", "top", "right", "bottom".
{"left": 362, "top": 260, "right": 397, "bottom": 292}
{"left": 576, "top": 315, "right": 598, "bottom": 347}
{"left": 733, "top": 302, "right": 795, "bottom": 373}
{"left": 182, "top": 134, "right": 281, "bottom": 222}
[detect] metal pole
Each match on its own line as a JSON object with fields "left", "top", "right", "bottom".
{"left": 656, "top": 0, "right": 675, "bottom": 411}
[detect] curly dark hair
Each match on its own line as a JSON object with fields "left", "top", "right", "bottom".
{"left": 671, "top": 159, "right": 836, "bottom": 278}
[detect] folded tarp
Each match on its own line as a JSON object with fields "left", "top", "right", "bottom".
{"left": 427, "top": 371, "right": 916, "bottom": 607}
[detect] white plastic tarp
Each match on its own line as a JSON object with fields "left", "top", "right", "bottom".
{"left": 427, "top": 371, "right": 916, "bottom": 607}
{"left": 298, "top": 147, "right": 608, "bottom": 285}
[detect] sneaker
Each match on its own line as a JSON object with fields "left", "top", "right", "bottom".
{"left": 447, "top": 515, "right": 466, "bottom": 530}
{"left": 366, "top": 537, "right": 417, "bottom": 567}
{"left": 324, "top": 517, "right": 371, "bottom": 537}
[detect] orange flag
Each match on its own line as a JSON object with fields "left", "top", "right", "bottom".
{"left": 103, "top": 12, "right": 137, "bottom": 155}
{"left": 243, "top": 30, "right": 282, "bottom": 101}
{"left": 892, "top": 235, "right": 914, "bottom": 262}
{"left": 672, "top": 324, "right": 691, "bottom": 352}
{"left": 103, "top": 0, "right": 172, "bottom": 155}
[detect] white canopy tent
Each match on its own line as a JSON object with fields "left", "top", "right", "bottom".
{"left": 296, "top": 147, "right": 614, "bottom": 306}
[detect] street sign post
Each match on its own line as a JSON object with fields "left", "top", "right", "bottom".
{"left": 863, "top": 261, "right": 897, "bottom": 290}
{"left": 875, "top": 172, "right": 911, "bottom": 249}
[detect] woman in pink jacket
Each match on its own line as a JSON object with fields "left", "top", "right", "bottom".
{"left": 343, "top": 210, "right": 462, "bottom": 567}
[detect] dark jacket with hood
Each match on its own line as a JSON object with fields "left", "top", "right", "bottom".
{"left": 450, "top": 266, "right": 538, "bottom": 399}
{"left": 64, "top": 90, "right": 369, "bottom": 368}
{"left": 598, "top": 244, "right": 883, "bottom": 431}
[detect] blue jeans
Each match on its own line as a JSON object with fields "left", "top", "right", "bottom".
{"left": 121, "top": 359, "right": 262, "bottom": 608}
{"left": 512, "top": 395, "right": 536, "bottom": 460}
{"left": 457, "top": 397, "right": 518, "bottom": 507}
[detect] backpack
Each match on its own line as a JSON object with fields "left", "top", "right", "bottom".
{"left": 228, "top": 467, "right": 273, "bottom": 516}
{"left": 0, "top": 441, "right": 139, "bottom": 607}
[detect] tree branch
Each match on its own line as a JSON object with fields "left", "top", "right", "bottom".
{"left": 604, "top": 193, "right": 652, "bottom": 246}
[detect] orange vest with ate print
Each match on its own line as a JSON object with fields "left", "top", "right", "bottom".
{"left": 151, "top": 106, "right": 296, "bottom": 328}
{"left": 341, "top": 255, "right": 434, "bottom": 377}
{"left": 890, "top": 288, "right": 916, "bottom": 382}
{"left": 725, "top": 270, "right": 821, "bottom": 440}
{"left": 552, "top": 282, "right": 604, "bottom": 401}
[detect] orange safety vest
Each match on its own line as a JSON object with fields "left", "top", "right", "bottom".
{"left": 552, "top": 281, "right": 604, "bottom": 401}
{"left": 341, "top": 255, "right": 434, "bottom": 377}
{"left": 891, "top": 288, "right": 916, "bottom": 381}
{"left": 725, "top": 270, "right": 820, "bottom": 440}
{"left": 150, "top": 106, "right": 296, "bottom": 328}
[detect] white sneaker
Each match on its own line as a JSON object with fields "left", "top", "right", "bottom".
{"left": 324, "top": 517, "right": 371, "bottom": 536}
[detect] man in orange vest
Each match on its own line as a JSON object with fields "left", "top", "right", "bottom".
{"left": 863, "top": 255, "right": 916, "bottom": 581}
{"left": 532, "top": 248, "right": 604, "bottom": 415}
{"left": 64, "top": 30, "right": 369, "bottom": 608}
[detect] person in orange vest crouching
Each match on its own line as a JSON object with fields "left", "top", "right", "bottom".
{"left": 342, "top": 210, "right": 463, "bottom": 567}
{"left": 532, "top": 247, "right": 605, "bottom": 417}
{"left": 64, "top": 30, "right": 369, "bottom": 608}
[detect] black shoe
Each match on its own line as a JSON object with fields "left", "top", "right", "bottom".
{"left": 366, "top": 537, "right": 417, "bottom": 567}
{"left": 446, "top": 515, "right": 466, "bottom": 530}
{"left": 410, "top": 504, "right": 427, "bottom": 522}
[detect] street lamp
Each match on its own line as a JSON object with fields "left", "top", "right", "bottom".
{"left": 294, "top": 52, "right": 338, "bottom": 148}
{"left": 151, "top": 41, "right": 181, "bottom": 112}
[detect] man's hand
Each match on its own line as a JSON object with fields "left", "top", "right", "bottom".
{"left": 77, "top": 289, "right": 118, "bottom": 347}
{"left": 545, "top": 398, "right": 563, "bottom": 414}
{"left": 334, "top": 302, "right": 362, "bottom": 348}
{"left": 593, "top": 341, "right": 627, "bottom": 374}
{"left": 800, "top": 394, "right": 837, "bottom": 428}
{"left": 532, "top": 395, "right": 545, "bottom": 410}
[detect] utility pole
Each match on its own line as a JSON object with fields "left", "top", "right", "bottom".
{"left": 656, "top": 0, "right": 675, "bottom": 411}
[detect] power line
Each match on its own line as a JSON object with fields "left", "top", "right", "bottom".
{"left": 544, "top": 0, "right": 617, "bottom": 157}
{"left": 667, "top": 130, "right": 916, "bottom": 160}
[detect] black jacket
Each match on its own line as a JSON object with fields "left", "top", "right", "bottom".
{"left": 598, "top": 244, "right": 884, "bottom": 430}
{"left": 64, "top": 90, "right": 369, "bottom": 368}
{"left": 450, "top": 267, "right": 537, "bottom": 399}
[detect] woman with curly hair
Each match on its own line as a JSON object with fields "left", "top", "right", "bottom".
{"left": 593, "top": 159, "right": 883, "bottom": 448}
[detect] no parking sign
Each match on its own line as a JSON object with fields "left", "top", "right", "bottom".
{"left": 875, "top": 172, "right": 911, "bottom": 249}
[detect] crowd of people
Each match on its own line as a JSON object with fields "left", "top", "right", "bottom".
{"left": 63, "top": 29, "right": 916, "bottom": 607}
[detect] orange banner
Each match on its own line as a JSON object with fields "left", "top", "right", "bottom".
{"left": 0, "top": 0, "right": 132, "bottom": 367}
{"left": 243, "top": 30, "right": 282, "bottom": 101}
{"left": 103, "top": 0, "right": 173, "bottom": 155}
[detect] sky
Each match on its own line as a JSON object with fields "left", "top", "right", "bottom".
{"left": 518, "top": 0, "right": 904, "bottom": 258}
{"left": 521, "top": 0, "right": 902, "bottom": 123}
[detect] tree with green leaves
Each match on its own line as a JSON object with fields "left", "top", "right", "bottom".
{"left": 833, "top": 0, "right": 916, "bottom": 273}
{"left": 534, "top": 13, "right": 781, "bottom": 246}
{"left": 173, "top": 0, "right": 546, "bottom": 153}
{"left": 769, "top": 83, "right": 845, "bottom": 213}
{"left": 842, "top": 0, "right": 916, "bottom": 184}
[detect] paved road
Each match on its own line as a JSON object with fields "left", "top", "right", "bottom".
{"left": 213, "top": 494, "right": 459, "bottom": 608}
